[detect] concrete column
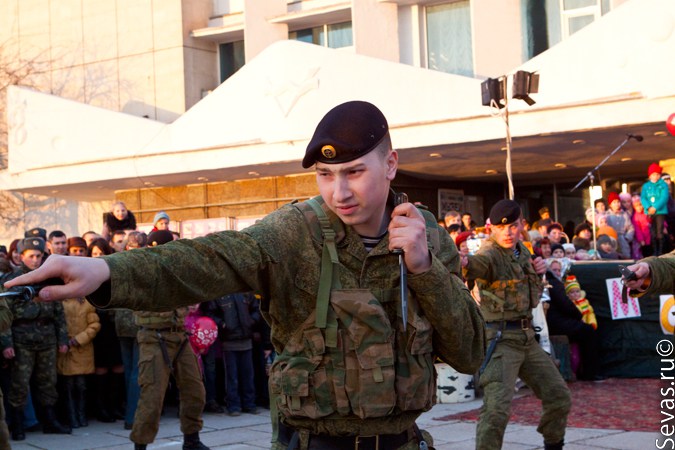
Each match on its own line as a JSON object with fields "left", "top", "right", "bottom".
{"left": 243, "top": 0, "right": 287, "bottom": 62}
{"left": 472, "top": 0, "right": 523, "bottom": 78}
{"left": 352, "top": 0, "right": 399, "bottom": 62}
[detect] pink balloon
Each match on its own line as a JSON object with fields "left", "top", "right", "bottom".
{"left": 188, "top": 316, "right": 218, "bottom": 354}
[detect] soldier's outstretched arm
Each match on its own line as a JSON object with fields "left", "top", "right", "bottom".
{"left": 4, "top": 255, "right": 110, "bottom": 302}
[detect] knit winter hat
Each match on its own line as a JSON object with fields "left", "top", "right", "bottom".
{"left": 455, "top": 231, "right": 473, "bottom": 247}
{"left": 153, "top": 211, "right": 170, "bottom": 226}
{"left": 648, "top": 163, "right": 662, "bottom": 176}
{"left": 597, "top": 225, "right": 618, "bottom": 240}
{"left": 607, "top": 192, "right": 620, "bottom": 205}
{"left": 564, "top": 275, "right": 581, "bottom": 294}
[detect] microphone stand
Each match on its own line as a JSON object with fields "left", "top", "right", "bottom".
{"left": 570, "top": 134, "right": 639, "bottom": 260}
{"left": 571, "top": 135, "right": 636, "bottom": 192}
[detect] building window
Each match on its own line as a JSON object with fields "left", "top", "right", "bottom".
{"left": 219, "top": 40, "right": 245, "bottom": 83}
{"left": 289, "top": 22, "right": 353, "bottom": 49}
{"left": 522, "top": 0, "right": 611, "bottom": 60}
{"left": 425, "top": 1, "right": 473, "bottom": 77}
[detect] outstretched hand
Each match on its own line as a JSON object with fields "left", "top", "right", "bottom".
{"left": 3, "top": 255, "right": 111, "bottom": 302}
{"left": 388, "top": 203, "right": 431, "bottom": 274}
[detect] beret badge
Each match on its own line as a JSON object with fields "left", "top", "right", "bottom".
{"left": 501, "top": 218, "right": 508, "bottom": 224}
{"left": 32, "top": 240, "right": 40, "bottom": 246}
{"left": 321, "top": 145, "right": 336, "bottom": 159}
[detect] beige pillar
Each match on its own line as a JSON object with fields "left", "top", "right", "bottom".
{"left": 472, "top": 0, "right": 523, "bottom": 78}
{"left": 352, "top": 0, "right": 399, "bottom": 62}
{"left": 243, "top": 0, "right": 287, "bottom": 61}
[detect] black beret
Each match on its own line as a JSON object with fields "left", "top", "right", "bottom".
{"left": 302, "top": 101, "right": 389, "bottom": 168}
{"left": 147, "top": 230, "right": 174, "bottom": 246}
{"left": 489, "top": 199, "right": 521, "bottom": 226}
{"left": 18, "top": 237, "right": 45, "bottom": 254}
{"left": 24, "top": 227, "right": 47, "bottom": 240}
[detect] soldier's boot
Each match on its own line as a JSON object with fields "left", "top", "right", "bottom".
{"left": 64, "top": 377, "right": 80, "bottom": 428}
{"left": 544, "top": 440, "right": 564, "bottom": 450}
{"left": 134, "top": 444, "right": 147, "bottom": 450}
{"left": 183, "top": 432, "right": 210, "bottom": 450}
{"left": 42, "top": 406, "right": 71, "bottom": 434}
{"left": 10, "top": 407, "right": 25, "bottom": 441}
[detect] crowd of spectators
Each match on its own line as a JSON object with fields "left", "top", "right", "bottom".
{"left": 0, "top": 204, "right": 272, "bottom": 442}
{"left": 444, "top": 161, "right": 673, "bottom": 381}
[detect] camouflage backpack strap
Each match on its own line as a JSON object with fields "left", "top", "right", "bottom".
{"left": 303, "top": 197, "right": 340, "bottom": 348}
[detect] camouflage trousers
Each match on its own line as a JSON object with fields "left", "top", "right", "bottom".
{"left": 270, "top": 427, "right": 434, "bottom": 449}
{"left": 8, "top": 344, "right": 58, "bottom": 408}
{"left": 0, "top": 387, "right": 9, "bottom": 450}
{"left": 476, "top": 328, "right": 571, "bottom": 450}
{"left": 130, "top": 330, "right": 205, "bottom": 445}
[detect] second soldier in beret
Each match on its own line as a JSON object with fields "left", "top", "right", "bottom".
{"left": 9, "top": 100, "right": 486, "bottom": 450}
{"left": 461, "top": 199, "right": 571, "bottom": 450}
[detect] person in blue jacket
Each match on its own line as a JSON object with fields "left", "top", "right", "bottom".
{"left": 641, "top": 162, "right": 670, "bottom": 256}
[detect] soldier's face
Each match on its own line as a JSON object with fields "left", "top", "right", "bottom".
{"left": 21, "top": 250, "right": 43, "bottom": 270}
{"left": 491, "top": 220, "right": 522, "bottom": 249}
{"left": 316, "top": 149, "right": 397, "bottom": 236}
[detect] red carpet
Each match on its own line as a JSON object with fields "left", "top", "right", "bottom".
{"left": 437, "top": 378, "right": 661, "bottom": 432}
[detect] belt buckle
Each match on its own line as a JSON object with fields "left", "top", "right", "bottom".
{"left": 355, "top": 435, "right": 379, "bottom": 450}
{"left": 520, "top": 318, "right": 529, "bottom": 330}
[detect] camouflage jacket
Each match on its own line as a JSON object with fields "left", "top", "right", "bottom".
{"left": 0, "top": 300, "right": 11, "bottom": 334}
{"left": 114, "top": 308, "right": 140, "bottom": 337}
{"left": 637, "top": 249, "right": 675, "bottom": 296}
{"left": 0, "top": 266, "right": 68, "bottom": 349}
{"left": 463, "top": 238, "right": 544, "bottom": 322}
{"left": 89, "top": 198, "right": 485, "bottom": 435}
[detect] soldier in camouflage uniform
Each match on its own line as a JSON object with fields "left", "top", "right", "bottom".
{"left": 130, "top": 230, "right": 208, "bottom": 450}
{"left": 8, "top": 101, "right": 486, "bottom": 450}
{"left": 0, "top": 238, "right": 71, "bottom": 441}
{"left": 626, "top": 249, "right": 675, "bottom": 295}
{"left": 461, "top": 200, "right": 571, "bottom": 450}
{"left": 0, "top": 294, "right": 13, "bottom": 449}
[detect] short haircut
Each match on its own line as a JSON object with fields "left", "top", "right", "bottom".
{"left": 374, "top": 132, "right": 393, "bottom": 157}
{"left": 445, "top": 210, "right": 461, "bottom": 220}
{"left": 48, "top": 230, "right": 66, "bottom": 241}
{"left": 111, "top": 230, "right": 127, "bottom": 239}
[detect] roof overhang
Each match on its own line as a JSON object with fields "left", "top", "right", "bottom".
{"left": 2, "top": 0, "right": 674, "bottom": 201}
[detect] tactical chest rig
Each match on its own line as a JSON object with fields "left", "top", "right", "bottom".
{"left": 269, "top": 195, "right": 441, "bottom": 426}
